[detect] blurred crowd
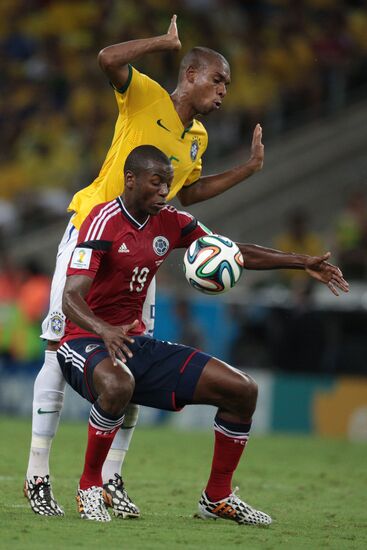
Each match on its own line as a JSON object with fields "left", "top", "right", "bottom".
{"left": 2, "top": 0, "right": 367, "bottom": 230}
{"left": 228, "top": 190, "right": 367, "bottom": 375}
{"left": 0, "top": 256, "right": 50, "bottom": 368}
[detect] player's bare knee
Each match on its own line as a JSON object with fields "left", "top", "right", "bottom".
{"left": 97, "top": 366, "right": 135, "bottom": 415}
{"left": 232, "top": 373, "right": 258, "bottom": 417}
{"left": 107, "top": 372, "right": 134, "bottom": 400}
{"left": 244, "top": 374, "right": 258, "bottom": 398}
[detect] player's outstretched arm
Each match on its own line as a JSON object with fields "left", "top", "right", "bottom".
{"left": 237, "top": 244, "right": 349, "bottom": 296}
{"left": 63, "top": 275, "right": 137, "bottom": 365}
{"left": 98, "top": 14, "right": 181, "bottom": 89}
{"left": 178, "top": 124, "right": 264, "bottom": 206}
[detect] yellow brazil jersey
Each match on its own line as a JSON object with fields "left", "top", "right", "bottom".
{"left": 68, "top": 65, "right": 208, "bottom": 229}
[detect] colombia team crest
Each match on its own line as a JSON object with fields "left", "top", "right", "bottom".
{"left": 153, "top": 236, "right": 169, "bottom": 256}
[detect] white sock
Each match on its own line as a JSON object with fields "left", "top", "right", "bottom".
{"left": 26, "top": 350, "right": 66, "bottom": 479}
{"left": 102, "top": 403, "right": 139, "bottom": 484}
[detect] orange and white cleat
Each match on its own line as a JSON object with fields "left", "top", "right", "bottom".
{"left": 196, "top": 487, "right": 271, "bottom": 526}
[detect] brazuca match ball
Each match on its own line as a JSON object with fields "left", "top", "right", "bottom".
{"left": 183, "top": 234, "right": 244, "bottom": 294}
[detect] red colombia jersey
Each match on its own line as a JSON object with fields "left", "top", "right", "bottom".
{"left": 63, "top": 197, "right": 208, "bottom": 341}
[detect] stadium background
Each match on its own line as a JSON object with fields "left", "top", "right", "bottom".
{"left": 0, "top": 0, "right": 367, "bottom": 440}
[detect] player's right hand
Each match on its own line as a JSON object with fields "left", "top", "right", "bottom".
{"left": 248, "top": 124, "right": 264, "bottom": 173}
{"left": 100, "top": 320, "right": 139, "bottom": 366}
{"left": 166, "top": 14, "right": 181, "bottom": 50}
{"left": 305, "top": 253, "right": 349, "bottom": 296}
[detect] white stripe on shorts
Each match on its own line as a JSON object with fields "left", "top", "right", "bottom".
{"left": 58, "top": 343, "right": 85, "bottom": 373}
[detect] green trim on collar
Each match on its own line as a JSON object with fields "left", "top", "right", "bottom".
{"left": 113, "top": 64, "right": 133, "bottom": 94}
{"left": 181, "top": 121, "right": 194, "bottom": 139}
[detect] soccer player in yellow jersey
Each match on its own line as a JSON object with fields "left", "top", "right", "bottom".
{"left": 24, "top": 15, "right": 264, "bottom": 517}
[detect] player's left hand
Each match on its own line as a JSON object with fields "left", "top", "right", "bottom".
{"left": 305, "top": 252, "right": 349, "bottom": 296}
{"left": 247, "top": 124, "right": 264, "bottom": 173}
{"left": 166, "top": 14, "right": 181, "bottom": 50}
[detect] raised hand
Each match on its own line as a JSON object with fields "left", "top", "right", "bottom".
{"left": 100, "top": 319, "right": 139, "bottom": 366}
{"left": 305, "top": 252, "right": 349, "bottom": 296}
{"left": 166, "top": 14, "right": 181, "bottom": 50}
{"left": 248, "top": 123, "right": 264, "bottom": 173}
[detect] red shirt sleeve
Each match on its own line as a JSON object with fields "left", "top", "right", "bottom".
{"left": 174, "top": 210, "right": 212, "bottom": 249}
{"left": 67, "top": 204, "right": 115, "bottom": 279}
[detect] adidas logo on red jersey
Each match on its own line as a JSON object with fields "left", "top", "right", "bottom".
{"left": 118, "top": 243, "right": 129, "bottom": 253}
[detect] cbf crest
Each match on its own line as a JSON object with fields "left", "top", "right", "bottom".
{"left": 50, "top": 312, "right": 65, "bottom": 337}
{"left": 153, "top": 236, "right": 169, "bottom": 256}
{"left": 190, "top": 138, "right": 199, "bottom": 161}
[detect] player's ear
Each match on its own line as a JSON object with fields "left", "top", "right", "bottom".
{"left": 125, "top": 170, "right": 135, "bottom": 189}
{"left": 186, "top": 66, "right": 198, "bottom": 84}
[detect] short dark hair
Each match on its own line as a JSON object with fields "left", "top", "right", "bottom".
{"left": 124, "top": 145, "right": 171, "bottom": 176}
{"left": 178, "top": 47, "right": 228, "bottom": 81}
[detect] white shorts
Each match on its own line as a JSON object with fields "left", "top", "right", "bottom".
{"left": 41, "top": 217, "right": 156, "bottom": 341}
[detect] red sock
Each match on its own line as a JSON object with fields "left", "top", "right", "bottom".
{"left": 205, "top": 418, "right": 251, "bottom": 502}
{"left": 79, "top": 423, "right": 119, "bottom": 490}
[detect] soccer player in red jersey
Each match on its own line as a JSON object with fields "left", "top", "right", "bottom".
{"left": 58, "top": 145, "right": 348, "bottom": 523}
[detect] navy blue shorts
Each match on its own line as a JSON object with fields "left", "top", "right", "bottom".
{"left": 57, "top": 336, "right": 211, "bottom": 411}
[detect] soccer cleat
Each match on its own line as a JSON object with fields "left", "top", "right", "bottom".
{"left": 196, "top": 487, "right": 272, "bottom": 526}
{"left": 76, "top": 486, "right": 111, "bottom": 522}
{"left": 23, "top": 475, "right": 64, "bottom": 516}
{"left": 102, "top": 474, "right": 140, "bottom": 518}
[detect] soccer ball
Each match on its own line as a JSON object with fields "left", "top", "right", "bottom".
{"left": 183, "top": 234, "right": 244, "bottom": 294}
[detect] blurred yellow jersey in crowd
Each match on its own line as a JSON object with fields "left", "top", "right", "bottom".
{"left": 68, "top": 65, "right": 208, "bottom": 230}
{"left": 275, "top": 232, "right": 324, "bottom": 282}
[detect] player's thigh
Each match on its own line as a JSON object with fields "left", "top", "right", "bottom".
{"left": 191, "top": 358, "right": 257, "bottom": 407}
{"left": 57, "top": 338, "right": 109, "bottom": 403}
{"left": 127, "top": 337, "right": 210, "bottom": 411}
{"left": 93, "top": 357, "right": 135, "bottom": 400}
{"left": 58, "top": 338, "right": 135, "bottom": 403}
{"left": 41, "top": 218, "right": 78, "bottom": 341}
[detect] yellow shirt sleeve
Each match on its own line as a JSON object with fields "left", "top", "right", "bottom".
{"left": 183, "top": 158, "right": 202, "bottom": 186}
{"left": 114, "top": 65, "right": 166, "bottom": 117}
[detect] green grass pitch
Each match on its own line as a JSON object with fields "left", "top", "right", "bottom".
{"left": 0, "top": 415, "right": 366, "bottom": 550}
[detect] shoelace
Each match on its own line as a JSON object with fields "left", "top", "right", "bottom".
{"left": 227, "top": 486, "right": 240, "bottom": 504}
{"left": 108, "top": 474, "right": 138, "bottom": 508}
{"left": 29, "top": 477, "right": 52, "bottom": 501}
{"left": 226, "top": 487, "right": 252, "bottom": 511}
{"left": 111, "top": 474, "right": 124, "bottom": 489}
{"left": 82, "top": 487, "right": 105, "bottom": 515}
{"left": 227, "top": 487, "right": 266, "bottom": 518}
{"left": 110, "top": 474, "right": 130, "bottom": 498}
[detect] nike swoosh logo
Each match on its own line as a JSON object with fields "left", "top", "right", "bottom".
{"left": 37, "top": 408, "right": 59, "bottom": 415}
{"left": 156, "top": 119, "right": 171, "bottom": 132}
